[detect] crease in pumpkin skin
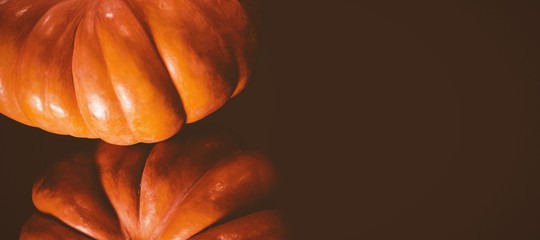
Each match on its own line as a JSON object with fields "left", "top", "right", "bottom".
{"left": 10, "top": 0, "right": 58, "bottom": 128}
{"left": 0, "top": 55, "right": 32, "bottom": 125}
{"left": 189, "top": 210, "right": 284, "bottom": 240}
{"left": 95, "top": 143, "right": 152, "bottom": 239}
{"left": 13, "top": 0, "right": 93, "bottom": 138}
{"left": 72, "top": 0, "right": 139, "bottom": 145}
{"left": 91, "top": 0, "right": 185, "bottom": 145}
{"left": 130, "top": 0, "right": 239, "bottom": 124}
{"left": 0, "top": 0, "right": 48, "bottom": 127}
{"left": 21, "top": 213, "right": 94, "bottom": 240}
{"left": 0, "top": 0, "right": 67, "bottom": 127}
{"left": 118, "top": 0, "right": 189, "bottom": 143}
{"left": 92, "top": 3, "right": 140, "bottom": 145}
{"left": 179, "top": 0, "right": 237, "bottom": 123}
{"left": 140, "top": 141, "right": 243, "bottom": 239}
{"left": 71, "top": 0, "right": 104, "bottom": 142}
{"left": 31, "top": 153, "right": 125, "bottom": 240}
{"left": 82, "top": 0, "right": 143, "bottom": 145}
{"left": 114, "top": 0, "right": 195, "bottom": 130}
{"left": 47, "top": 0, "right": 94, "bottom": 138}
{"left": 147, "top": 154, "right": 232, "bottom": 240}
{"left": 126, "top": 0, "right": 195, "bottom": 125}
{"left": 136, "top": 128, "right": 244, "bottom": 239}
{"left": 188, "top": 0, "right": 249, "bottom": 99}
{"left": 233, "top": 0, "right": 262, "bottom": 98}
{"left": 150, "top": 147, "right": 274, "bottom": 240}
{"left": 152, "top": 149, "right": 275, "bottom": 240}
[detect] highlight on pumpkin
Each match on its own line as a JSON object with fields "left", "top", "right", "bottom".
{"left": 0, "top": 0, "right": 259, "bottom": 145}
{"left": 19, "top": 125, "right": 285, "bottom": 240}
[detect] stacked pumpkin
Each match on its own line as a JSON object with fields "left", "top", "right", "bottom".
{"left": 0, "top": 0, "right": 284, "bottom": 239}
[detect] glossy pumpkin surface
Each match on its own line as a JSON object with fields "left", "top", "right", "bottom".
{"left": 20, "top": 126, "right": 284, "bottom": 239}
{"left": 0, "top": 0, "right": 258, "bottom": 145}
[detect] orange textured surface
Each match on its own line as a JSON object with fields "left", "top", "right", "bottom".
{"left": 0, "top": 0, "right": 258, "bottom": 145}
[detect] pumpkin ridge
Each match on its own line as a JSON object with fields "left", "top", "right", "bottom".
{"left": 144, "top": 148, "right": 235, "bottom": 239}
{"left": 55, "top": 0, "right": 93, "bottom": 137}
{"left": 71, "top": 1, "right": 100, "bottom": 140}
{"left": 92, "top": 0, "right": 186, "bottom": 144}
{"left": 236, "top": 0, "right": 259, "bottom": 97}
{"left": 130, "top": 0, "right": 236, "bottom": 123}
{"left": 0, "top": 0, "right": 59, "bottom": 125}
{"left": 72, "top": 0, "right": 140, "bottom": 145}
{"left": 137, "top": 127, "right": 244, "bottom": 238}
{"left": 113, "top": 0, "right": 188, "bottom": 138}
{"left": 189, "top": 0, "right": 247, "bottom": 98}
{"left": 32, "top": 152, "right": 124, "bottom": 239}
{"left": 73, "top": 6, "right": 129, "bottom": 143}
{"left": 189, "top": 0, "right": 240, "bottom": 88}
{"left": 190, "top": 210, "right": 284, "bottom": 240}
{"left": 126, "top": 1, "right": 193, "bottom": 125}
{"left": 180, "top": 1, "right": 236, "bottom": 123}
{"left": 89, "top": 6, "right": 138, "bottom": 144}
{"left": 21, "top": 213, "right": 95, "bottom": 240}
{"left": 95, "top": 143, "right": 152, "bottom": 239}
{"left": 152, "top": 149, "right": 275, "bottom": 239}
{"left": 123, "top": 0, "right": 191, "bottom": 130}
{"left": 15, "top": 0, "right": 91, "bottom": 137}
{"left": 11, "top": 0, "right": 60, "bottom": 127}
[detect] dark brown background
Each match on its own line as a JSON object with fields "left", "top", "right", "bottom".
{"left": 2, "top": 0, "right": 540, "bottom": 239}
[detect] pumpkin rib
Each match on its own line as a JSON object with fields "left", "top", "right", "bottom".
{"left": 190, "top": 210, "right": 285, "bottom": 240}
{"left": 137, "top": 127, "right": 245, "bottom": 238}
{"left": 189, "top": 0, "right": 239, "bottom": 85}
{"left": 70, "top": 2, "right": 100, "bottom": 140}
{"left": 32, "top": 153, "right": 124, "bottom": 240}
{"left": 181, "top": 0, "right": 238, "bottom": 122}
{"left": 0, "top": 0, "right": 42, "bottom": 126}
{"left": 14, "top": 0, "right": 92, "bottom": 137}
{"left": 114, "top": 0, "right": 188, "bottom": 142}
{"left": 42, "top": 0, "right": 89, "bottom": 137}
{"left": 71, "top": 43, "right": 100, "bottom": 142}
{"left": 144, "top": 148, "right": 237, "bottom": 239}
{"left": 132, "top": 0, "right": 235, "bottom": 123}
{"left": 94, "top": 0, "right": 186, "bottom": 144}
{"left": 11, "top": 0, "right": 58, "bottom": 128}
{"left": 113, "top": 0, "right": 193, "bottom": 129}
{"left": 95, "top": 142, "right": 155, "bottom": 238}
{"left": 148, "top": 159, "right": 221, "bottom": 239}
{"left": 189, "top": 0, "right": 251, "bottom": 99}
{"left": 87, "top": 19, "right": 136, "bottom": 143}
{"left": 155, "top": 150, "right": 276, "bottom": 239}
{"left": 72, "top": 1, "right": 139, "bottom": 145}
{"left": 92, "top": 8, "right": 139, "bottom": 144}
{"left": 61, "top": 0, "right": 96, "bottom": 138}
{"left": 20, "top": 213, "right": 95, "bottom": 240}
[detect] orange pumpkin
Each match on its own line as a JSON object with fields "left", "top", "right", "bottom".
{"left": 0, "top": 0, "right": 259, "bottom": 145}
{"left": 19, "top": 126, "right": 284, "bottom": 239}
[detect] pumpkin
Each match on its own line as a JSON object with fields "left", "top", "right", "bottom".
{"left": 0, "top": 0, "right": 259, "bottom": 145}
{"left": 19, "top": 126, "right": 284, "bottom": 239}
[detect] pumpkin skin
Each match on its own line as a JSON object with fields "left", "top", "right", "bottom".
{"left": 0, "top": 0, "right": 258, "bottom": 145}
{"left": 19, "top": 126, "right": 284, "bottom": 239}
